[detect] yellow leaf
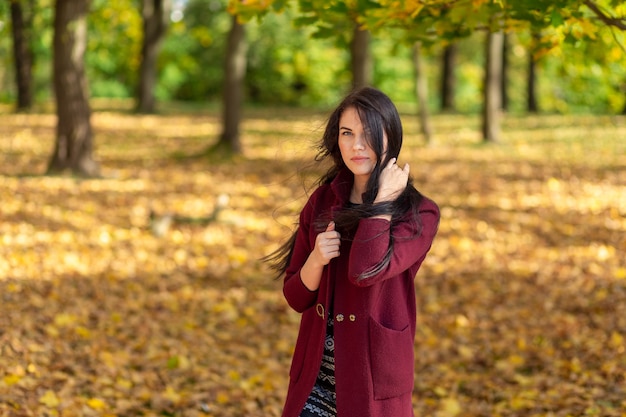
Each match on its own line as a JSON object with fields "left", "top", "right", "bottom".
{"left": 510, "top": 395, "right": 529, "bottom": 410}
{"left": 457, "top": 345, "right": 474, "bottom": 360}
{"left": 508, "top": 354, "right": 525, "bottom": 367}
{"left": 164, "top": 386, "right": 181, "bottom": 404}
{"left": 54, "top": 313, "right": 77, "bottom": 327}
{"left": 3, "top": 374, "right": 22, "bottom": 386}
{"left": 39, "top": 390, "right": 60, "bottom": 408}
{"left": 86, "top": 398, "right": 107, "bottom": 410}
{"left": 609, "top": 332, "right": 624, "bottom": 349}
{"left": 216, "top": 391, "right": 229, "bottom": 404}
{"left": 75, "top": 326, "right": 91, "bottom": 339}
{"left": 437, "top": 397, "right": 462, "bottom": 417}
{"left": 455, "top": 314, "right": 470, "bottom": 328}
{"left": 116, "top": 378, "right": 133, "bottom": 390}
{"left": 547, "top": 177, "right": 560, "bottom": 191}
{"left": 45, "top": 325, "right": 60, "bottom": 337}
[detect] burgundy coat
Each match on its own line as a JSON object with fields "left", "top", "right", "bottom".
{"left": 281, "top": 168, "right": 440, "bottom": 417}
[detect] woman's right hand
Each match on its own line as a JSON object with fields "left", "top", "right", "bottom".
{"left": 300, "top": 221, "right": 341, "bottom": 291}
{"left": 312, "top": 221, "right": 341, "bottom": 265}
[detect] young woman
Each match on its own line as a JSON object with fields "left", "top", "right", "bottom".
{"left": 268, "top": 87, "right": 440, "bottom": 417}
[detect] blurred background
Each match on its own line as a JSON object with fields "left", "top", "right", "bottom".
{"left": 0, "top": 1, "right": 625, "bottom": 416}
{"left": 1, "top": 0, "right": 624, "bottom": 114}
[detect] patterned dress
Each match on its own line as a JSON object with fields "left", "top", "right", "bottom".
{"left": 299, "top": 309, "right": 336, "bottom": 417}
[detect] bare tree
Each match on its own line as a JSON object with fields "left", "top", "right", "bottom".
{"left": 501, "top": 33, "right": 509, "bottom": 112}
{"left": 482, "top": 30, "right": 504, "bottom": 143}
{"left": 412, "top": 42, "right": 433, "bottom": 143}
{"left": 527, "top": 32, "right": 540, "bottom": 113}
{"left": 214, "top": 14, "right": 247, "bottom": 154}
{"left": 440, "top": 43, "right": 457, "bottom": 112}
{"left": 9, "top": 0, "right": 35, "bottom": 111}
{"left": 47, "top": 0, "right": 98, "bottom": 177}
{"left": 350, "top": 22, "right": 372, "bottom": 89}
{"left": 136, "top": 0, "right": 170, "bottom": 113}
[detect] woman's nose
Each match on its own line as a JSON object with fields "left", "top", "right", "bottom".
{"left": 353, "top": 135, "right": 366, "bottom": 150}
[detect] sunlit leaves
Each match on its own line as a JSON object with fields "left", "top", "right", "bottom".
{"left": 233, "top": 0, "right": 625, "bottom": 53}
{"left": 1, "top": 107, "right": 626, "bottom": 415}
{"left": 88, "top": 0, "right": 143, "bottom": 96}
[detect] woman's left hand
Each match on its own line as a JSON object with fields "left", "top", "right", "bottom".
{"left": 375, "top": 158, "right": 409, "bottom": 203}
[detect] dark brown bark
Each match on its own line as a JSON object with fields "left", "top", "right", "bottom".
{"left": 217, "top": 15, "right": 247, "bottom": 154}
{"left": 440, "top": 43, "right": 457, "bottom": 112}
{"left": 412, "top": 42, "right": 433, "bottom": 143}
{"left": 136, "top": 0, "right": 170, "bottom": 113}
{"left": 350, "top": 22, "right": 372, "bottom": 89}
{"left": 527, "top": 55, "right": 538, "bottom": 113}
{"left": 482, "top": 30, "right": 504, "bottom": 143}
{"left": 10, "top": 0, "right": 34, "bottom": 110}
{"left": 501, "top": 34, "right": 509, "bottom": 112}
{"left": 47, "top": 0, "right": 99, "bottom": 177}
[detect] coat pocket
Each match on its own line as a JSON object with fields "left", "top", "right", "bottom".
{"left": 368, "top": 317, "right": 414, "bottom": 400}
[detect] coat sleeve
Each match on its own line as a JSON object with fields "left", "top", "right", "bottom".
{"left": 347, "top": 197, "right": 440, "bottom": 287}
{"left": 282, "top": 191, "right": 322, "bottom": 313}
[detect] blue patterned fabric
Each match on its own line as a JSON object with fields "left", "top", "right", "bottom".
{"left": 300, "top": 312, "right": 336, "bottom": 417}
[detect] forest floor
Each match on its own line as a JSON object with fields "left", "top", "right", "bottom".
{"left": 0, "top": 103, "right": 625, "bottom": 417}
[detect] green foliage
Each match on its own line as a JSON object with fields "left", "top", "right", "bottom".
{"left": 161, "top": 0, "right": 350, "bottom": 106}
{"left": 160, "top": 0, "right": 231, "bottom": 101}
{"left": 30, "top": 0, "right": 54, "bottom": 101}
{"left": 0, "top": 0, "right": 623, "bottom": 113}
{"left": 87, "top": 0, "right": 142, "bottom": 98}
{"left": 0, "top": 0, "right": 54, "bottom": 102}
{"left": 245, "top": 5, "right": 349, "bottom": 106}
{"left": 538, "top": 26, "right": 626, "bottom": 113}
{"left": 0, "top": 2, "right": 12, "bottom": 101}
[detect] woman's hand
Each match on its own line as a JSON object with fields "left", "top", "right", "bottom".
{"left": 375, "top": 158, "right": 410, "bottom": 203}
{"left": 300, "top": 222, "right": 341, "bottom": 291}
{"left": 312, "top": 221, "right": 341, "bottom": 266}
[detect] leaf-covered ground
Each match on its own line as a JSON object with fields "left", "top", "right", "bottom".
{"left": 1, "top": 102, "right": 625, "bottom": 417}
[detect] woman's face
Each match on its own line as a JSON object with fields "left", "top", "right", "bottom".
{"left": 338, "top": 106, "right": 387, "bottom": 182}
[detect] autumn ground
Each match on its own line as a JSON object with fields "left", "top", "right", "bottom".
{"left": 0, "top": 101, "right": 625, "bottom": 417}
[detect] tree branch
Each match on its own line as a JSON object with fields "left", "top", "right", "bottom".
{"left": 583, "top": 0, "right": 626, "bottom": 30}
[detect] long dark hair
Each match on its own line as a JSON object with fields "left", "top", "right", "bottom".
{"left": 265, "top": 87, "right": 424, "bottom": 279}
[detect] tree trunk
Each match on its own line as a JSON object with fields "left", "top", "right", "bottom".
{"left": 440, "top": 43, "right": 457, "bottom": 112}
{"left": 527, "top": 32, "right": 539, "bottom": 113}
{"left": 47, "top": 0, "right": 99, "bottom": 177}
{"left": 501, "top": 33, "right": 509, "bottom": 112}
{"left": 350, "top": 22, "right": 372, "bottom": 89}
{"left": 136, "top": 0, "right": 170, "bottom": 113}
{"left": 10, "top": 0, "right": 34, "bottom": 111}
{"left": 482, "top": 30, "right": 503, "bottom": 143}
{"left": 217, "top": 15, "right": 247, "bottom": 154}
{"left": 412, "top": 42, "right": 433, "bottom": 143}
